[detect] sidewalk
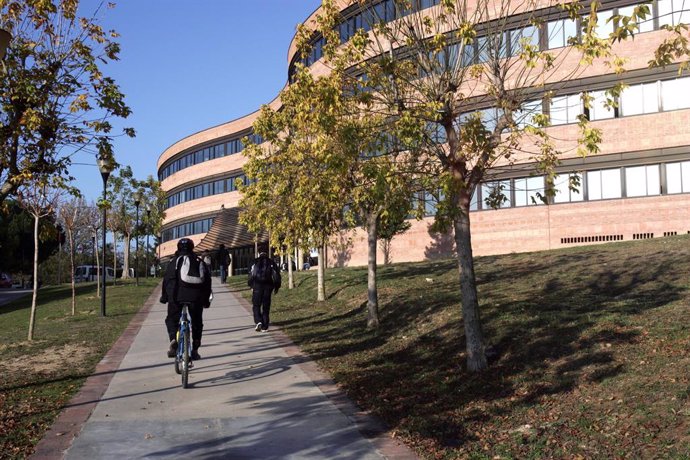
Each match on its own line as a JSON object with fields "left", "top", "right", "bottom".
{"left": 33, "top": 278, "right": 417, "bottom": 459}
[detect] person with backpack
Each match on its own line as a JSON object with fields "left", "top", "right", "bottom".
{"left": 248, "top": 251, "right": 281, "bottom": 332}
{"left": 161, "top": 238, "right": 212, "bottom": 360}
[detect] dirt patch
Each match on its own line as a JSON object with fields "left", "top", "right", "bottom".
{"left": 7, "top": 343, "right": 95, "bottom": 377}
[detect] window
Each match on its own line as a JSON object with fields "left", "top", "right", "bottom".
{"left": 514, "top": 176, "right": 545, "bottom": 206}
{"left": 658, "top": 0, "right": 687, "bottom": 27}
{"left": 594, "top": 9, "right": 614, "bottom": 37}
{"left": 665, "top": 161, "right": 690, "bottom": 193}
{"left": 482, "top": 180, "right": 511, "bottom": 208}
{"left": 470, "top": 186, "right": 479, "bottom": 211}
{"left": 620, "top": 82, "right": 659, "bottom": 116}
{"left": 553, "top": 173, "right": 584, "bottom": 203}
{"left": 661, "top": 77, "right": 690, "bottom": 111}
{"left": 422, "top": 190, "right": 438, "bottom": 216}
{"left": 587, "top": 90, "right": 615, "bottom": 120}
{"left": 625, "top": 165, "right": 660, "bottom": 197}
{"left": 547, "top": 18, "right": 578, "bottom": 49}
{"left": 587, "top": 168, "right": 622, "bottom": 200}
{"left": 428, "top": 122, "right": 447, "bottom": 144}
{"left": 550, "top": 94, "right": 582, "bottom": 125}
{"left": 618, "top": 4, "right": 654, "bottom": 33}
{"left": 510, "top": 25, "right": 539, "bottom": 56}
{"left": 516, "top": 100, "right": 543, "bottom": 129}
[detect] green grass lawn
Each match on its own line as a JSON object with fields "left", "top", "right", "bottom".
{"left": 229, "top": 235, "right": 690, "bottom": 459}
{"left": 0, "top": 278, "right": 158, "bottom": 459}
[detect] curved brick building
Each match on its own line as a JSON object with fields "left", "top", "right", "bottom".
{"left": 157, "top": 0, "right": 690, "bottom": 272}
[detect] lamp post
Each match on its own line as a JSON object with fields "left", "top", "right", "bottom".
{"left": 133, "top": 190, "right": 141, "bottom": 287}
{"left": 145, "top": 204, "right": 151, "bottom": 279}
{"left": 97, "top": 156, "right": 113, "bottom": 317}
{"left": 0, "top": 28, "right": 12, "bottom": 60}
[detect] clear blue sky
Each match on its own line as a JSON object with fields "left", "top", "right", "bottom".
{"left": 72, "top": 0, "right": 321, "bottom": 202}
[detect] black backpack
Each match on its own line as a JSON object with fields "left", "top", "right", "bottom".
{"left": 251, "top": 257, "right": 274, "bottom": 284}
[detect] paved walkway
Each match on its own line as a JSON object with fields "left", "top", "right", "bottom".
{"left": 32, "top": 278, "right": 416, "bottom": 460}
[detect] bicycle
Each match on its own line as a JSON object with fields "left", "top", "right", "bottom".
{"left": 174, "top": 302, "right": 194, "bottom": 388}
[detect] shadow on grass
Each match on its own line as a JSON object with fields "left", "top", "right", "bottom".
{"left": 273, "top": 238, "right": 690, "bottom": 449}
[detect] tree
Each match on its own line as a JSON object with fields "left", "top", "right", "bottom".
{"left": 17, "top": 177, "right": 63, "bottom": 340}
{"left": 0, "top": 1, "right": 133, "bottom": 206}
{"left": 58, "top": 196, "right": 87, "bottom": 314}
{"left": 240, "top": 61, "right": 354, "bottom": 302}
{"left": 83, "top": 202, "right": 101, "bottom": 296}
{"left": 0, "top": 199, "right": 60, "bottom": 278}
{"left": 300, "top": 0, "right": 626, "bottom": 371}
{"left": 108, "top": 166, "right": 136, "bottom": 279}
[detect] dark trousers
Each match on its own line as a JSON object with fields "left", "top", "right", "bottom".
{"left": 220, "top": 265, "right": 227, "bottom": 283}
{"left": 252, "top": 284, "right": 273, "bottom": 329}
{"left": 165, "top": 302, "right": 204, "bottom": 347}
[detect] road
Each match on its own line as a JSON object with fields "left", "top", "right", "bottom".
{"left": 0, "top": 288, "right": 32, "bottom": 307}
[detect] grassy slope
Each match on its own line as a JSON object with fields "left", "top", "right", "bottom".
{"left": 0, "top": 279, "right": 158, "bottom": 459}
{"left": 229, "top": 235, "right": 690, "bottom": 459}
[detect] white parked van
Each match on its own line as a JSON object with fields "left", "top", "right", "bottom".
{"left": 74, "top": 265, "right": 115, "bottom": 283}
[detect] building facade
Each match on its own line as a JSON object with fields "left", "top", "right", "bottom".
{"left": 157, "top": 0, "right": 690, "bottom": 270}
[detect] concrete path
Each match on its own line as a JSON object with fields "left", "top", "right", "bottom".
{"left": 33, "top": 278, "right": 416, "bottom": 460}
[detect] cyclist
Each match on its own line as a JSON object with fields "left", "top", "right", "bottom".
{"left": 161, "top": 238, "right": 211, "bottom": 360}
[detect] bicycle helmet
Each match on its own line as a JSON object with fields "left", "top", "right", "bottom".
{"left": 177, "top": 238, "right": 194, "bottom": 252}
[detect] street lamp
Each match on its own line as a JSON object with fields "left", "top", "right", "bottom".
{"left": 97, "top": 156, "right": 113, "bottom": 317}
{"left": 0, "top": 28, "right": 11, "bottom": 60}
{"left": 133, "top": 190, "right": 141, "bottom": 287}
{"left": 145, "top": 204, "right": 151, "bottom": 279}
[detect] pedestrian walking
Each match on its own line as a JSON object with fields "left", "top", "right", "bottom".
{"left": 248, "top": 251, "right": 281, "bottom": 332}
{"left": 217, "top": 244, "right": 231, "bottom": 283}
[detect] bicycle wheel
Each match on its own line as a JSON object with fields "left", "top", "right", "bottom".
{"left": 181, "top": 328, "right": 190, "bottom": 388}
{"left": 174, "top": 356, "right": 181, "bottom": 375}
{"left": 174, "top": 331, "right": 181, "bottom": 374}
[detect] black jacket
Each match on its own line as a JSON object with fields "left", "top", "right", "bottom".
{"left": 217, "top": 247, "right": 231, "bottom": 267}
{"left": 247, "top": 254, "right": 281, "bottom": 290}
{"left": 163, "top": 250, "right": 212, "bottom": 307}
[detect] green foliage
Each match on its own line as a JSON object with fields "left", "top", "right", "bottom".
{"left": 0, "top": 0, "right": 134, "bottom": 204}
{"left": 0, "top": 199, "right": 60, "bottom": 274}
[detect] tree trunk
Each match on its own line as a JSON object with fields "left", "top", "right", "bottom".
{"left": 28, "top": 215, "right": 39, "bottom": 341}
{"left": 287, "top": 245, "right": 294, "bottom": 289}
{"left": 452, "top": 189, "right": 487, "bottom": 372}
{"left": 295, "top": 246, "right": 300, "bottom": 271}
{"left": 317, "top": 244, "right": 325, "bottom": 302}
{"left": 57, "top": 240, "right": 62, "bottom": 284}
{"left": 122, "top": 234, "right": 131, "bottom": 278}
{"left": 366, "top": 210, "right": 380, "bottom": 328}
{"left": 380, "top": 239, "right": 392, "bottom": 265}
{"left": 95, "top": 230, "right": 101, "bottom": 298}
{"left": 68, "top": 229, "right": 76, "bottom": 315}
{"left": 112, "top": 232, "right": 118, "bottom": 285}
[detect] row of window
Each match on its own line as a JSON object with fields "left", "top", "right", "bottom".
{"left": 295, "top": 0, "right": 441, "bottom": 71}
{"left": 161, "top": 218, "right": 214, "bottom": 243}
{"left": 426, "top": 1, "right": 687, "bottom": 74}
{"left": 452, "top": 75, "right": 690, "bottom": 136}
{"left": 165, "top": 173, "right": 249, "bottom": 209}
{"left": 159, "top": 133, "right": 262, "bottom": 181}
{"left": 162, "top": 159, "right": 690, "bottom": 241}
{"left": 413, "top": 160, "right": 690, "bottom": 216}
{"left": 295, "top": 0, "right": 686, "bottom": 77}
{"left": 472, "top": 160, "right": 690, "bottom": 211}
